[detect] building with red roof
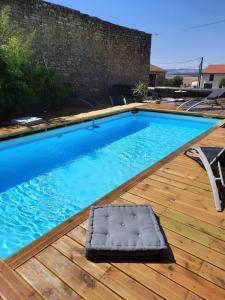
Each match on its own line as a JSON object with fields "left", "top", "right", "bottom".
{"left": 201, "top": 64, "right": 225, "bottom": 89}
{"left": 149, "top": 64, "right": 166, "bottom": 86}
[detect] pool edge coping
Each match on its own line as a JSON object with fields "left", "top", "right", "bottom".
{"left": 0, "top": 104, "right": 225, "bottom": 142}
{"left": 4, "top": 107, "right": 225, "bottom": 269}
{"left": 0, "top": 104, "right": 143, "bottom": 142}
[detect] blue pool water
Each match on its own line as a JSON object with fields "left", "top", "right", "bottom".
{"left": 0, "top": 111, "right": 219, "bottom": 258}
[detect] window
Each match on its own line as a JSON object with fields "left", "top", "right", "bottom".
{"left": 204, "top": 83, "right": 212, "bottom": 88}
{"left": 209, "top": 74, "right": 214, "bottom": 81}
{"left": 149, "top": 74, "right": 156, "bottom": 87}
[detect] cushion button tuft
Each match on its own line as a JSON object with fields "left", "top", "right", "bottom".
{"left": 121, "top": 223, "right": 125, "bottom": 226}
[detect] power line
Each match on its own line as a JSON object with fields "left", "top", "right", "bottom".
{"left": 151, "top": 18, "right": 225, "bottom": 37}
{"left": 184, "top": 18, "right": 225, "bottom": 30}
{"left": 152, "top": 57, "right": 201, "bottom": 65}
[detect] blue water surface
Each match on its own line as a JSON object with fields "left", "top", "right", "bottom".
{"left": 0, "top": 111, "right": 219, "bottom": 258}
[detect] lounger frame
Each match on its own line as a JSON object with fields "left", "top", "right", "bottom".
{"left": 185, "top": 146, "right": 225, "bottom": 212}
{"left": 177, "top": 98, "right": 222, "bottom": 111}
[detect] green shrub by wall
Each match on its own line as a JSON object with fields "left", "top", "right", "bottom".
{"left": 0, "top": 6, "right": 71, "bottom": 120}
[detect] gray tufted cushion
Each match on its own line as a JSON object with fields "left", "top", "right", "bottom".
{"left": 85, "top": 205, "right": 167, "bottom": 259}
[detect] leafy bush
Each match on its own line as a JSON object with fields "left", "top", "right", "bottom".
{"left": 26, "top": 66, "right": 71, "bottom": 112}
{"left": 0, "top": 6, "right": 71, "bottom": 120}
{"left": 165, "top": 76, "right": 183, "bottom": 87}
{"left": 133, "top": 81, "right": 148, "bottom": 101}
{"left": 219, "top": 78, "right": 225, "bottom": 88}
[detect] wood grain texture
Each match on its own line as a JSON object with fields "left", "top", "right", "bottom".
{"left": 17, "top": 258, "right": 81, "bottom": 300}
{"left": 0, "top": 259, "right": 42, "bottom": 300}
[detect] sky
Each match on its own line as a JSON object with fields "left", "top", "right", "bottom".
{"left": 47, "top": 0, "right": 225, "bottom": 69}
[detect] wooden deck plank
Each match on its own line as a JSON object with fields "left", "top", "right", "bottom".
{"left": 168, "top": 245, "right": 203, "bottom": 273}
{"left": 52, "top": 235, "right": 111, "bottom": 280}
{"left": 141, "top": 180, "right": 214, "bottom": 210}
{"left": 129, "top": 186, "right": 175, "bottom": 205}
{"left": 198, "top": 261, "right": 225, "bottom": 289}
{"left": 210, "top": 238, "right": 225, "bottom": 253}
{"left": 162, "top": 209, "right": 225, "bottom": 241}
{"left": 17, "top": 258, "right": 82, "bottom": 300}
{"left": 160, "top": 163, "right": 198, "bottom": 178}
{"left": 113, "top": 262, "right": 188, "bottom": 300}
{"left": 168, "top": 201, "right": 223, "bottom": 228}
{"left": 185, "top": 292, "right": 205, "bottom": 300}
{"left": 156, "top": 170, "right": 211, "bottom": 191}
{"left": 150, "top": 174, "right": 212, "bottom": 196}
{"left": 0, "top": 259, "right": 42, "bottom": 300}
{"left": 53, "top": 234, "right": 163, "bottom": 300}
{"left": 36, "top": 246, "right": 122, "bottom": 300}
{"left": 160, "top": 216, "right": 215, "bottom": 249}
{"left": 100, "top": 266, "right": 163, "bottom": 300}
{"left": 68, "top": 226, "right": 87, "bottom": 246}
{"left": 135, "top": 183, "right": 213, "bottom": 213}
{"left": 147, "top": 262, "right": 225, "bottom": 300}
{"left": 120, "top": 192, "right": 168, "bottom": 213}
{"left": 163, "top": 229, "right": 225, "bottom": 270}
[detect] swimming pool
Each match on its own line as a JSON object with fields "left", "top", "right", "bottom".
{"left": 0, "top": 111, "right": 220, "bottom": 258}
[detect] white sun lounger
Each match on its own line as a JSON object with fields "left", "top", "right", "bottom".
{"left": 185, "top": 147, "right": 225, "bottom": 211}
{"left": 177, "top": 89, "right": 225, "bottom": 111}
{"left": 11, "top": 117, "right": 43, "bottom": 126}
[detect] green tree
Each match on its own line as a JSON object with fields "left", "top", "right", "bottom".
{"left": 0, "top": 6, "right": 34, "bottom": 116}
{"left": 0, "top": 6, "right": 70, "bottom": 119}
{"left": 219, "top": 78, "right": 225, "bottom": 88}
{"left": 165, "top": 76, "right": 183, "bottom": 87}
{"left": 172, "top": 76, "right": 183, "bottom": 87}
{"left": 164, "top": 78, "right": 172, "bottom": 87}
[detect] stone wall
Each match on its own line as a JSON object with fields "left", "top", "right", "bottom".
{"left": 0, "top": 0, "right": 151, "bottom": 101}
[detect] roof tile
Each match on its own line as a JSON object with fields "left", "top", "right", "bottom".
{"left": 203, "top": 64, "right": 225, "bottom": 74}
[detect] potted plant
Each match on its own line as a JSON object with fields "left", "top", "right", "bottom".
{"left": 132, "top": 81, "right": 148, "bottom": 102}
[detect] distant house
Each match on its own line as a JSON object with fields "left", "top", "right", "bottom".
{"left": 182, "top": 76, "right": 198, "bottom": 87}
{"left": 149, "top": 64, "right": 166, "bottom": 86}
{"left": 201, "top": 64, "right": 225, "bottom": 89}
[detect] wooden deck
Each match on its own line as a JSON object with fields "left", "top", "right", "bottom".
{"left": 142, "top": 101, "right": 225, "bottom": 117}
{"left": 0, "top": 103, "right": 143, "bottom": 139}
{"left": 1, "top": 105, "right": 225, "bottom": 300}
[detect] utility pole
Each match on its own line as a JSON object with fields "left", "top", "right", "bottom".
{"left": 198, "top": 57, "right": 203, "bottom": 88}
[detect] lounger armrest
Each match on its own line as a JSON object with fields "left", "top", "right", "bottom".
{"left": 109, "top": 95, "right": 114, "bottom": 106}
{"left": 122, "top": 95, "right": 127, "bottom": 105}
{"left": 217, "top": 161, "right": 225, "bottom": 187}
